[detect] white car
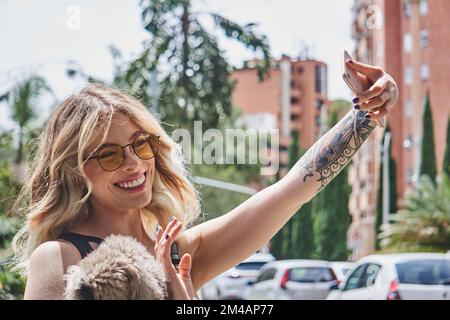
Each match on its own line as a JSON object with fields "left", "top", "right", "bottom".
{"left": 330, "top": 262, "right": 354, "bottom": 281}
{"left": 200, "top": 253, "right": 275, "bottom": 300}
{"left": 244, "top": 260, "right": 339, "bottom": 300}
{"left": 327, "top": 253, "right": 450, "bottom": 300}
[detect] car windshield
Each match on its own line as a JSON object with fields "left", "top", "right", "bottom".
{"left": 289, "top": 267, "right": 336, "bottom": 283}
{"left": 235, "top": 262, "right": 268, "bottom": 270}
{"left": 396, "top": 259, "right": 450, "bottom": 285}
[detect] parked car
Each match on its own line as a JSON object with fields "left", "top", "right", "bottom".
{"left": 327, "top": 253, "right": 450, "bottom": 300}
{"left": 200, "top": 252, "right": 275, "bottom": 300}
{"left": 330, "top": 262, "right": 354, "bottom": 281}
{"left": 244, "top": 260, "right": 339, "bottom": 300}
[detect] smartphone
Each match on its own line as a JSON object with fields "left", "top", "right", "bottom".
{"left": 342, "top": 50, "right": 384, "bottom": 127}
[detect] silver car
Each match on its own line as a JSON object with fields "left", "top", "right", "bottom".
{"left": 327, "top": 253, "right": 450, "bottom": 300}
{"left": 244, "top": 260, "right": 339, "bottom": 300}
{"left": 200, "top": 253, "right": 275, "bottom": 300}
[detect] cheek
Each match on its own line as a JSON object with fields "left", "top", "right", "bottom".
{"left": 84, "top": 162, "right": 111, "bottom": 194}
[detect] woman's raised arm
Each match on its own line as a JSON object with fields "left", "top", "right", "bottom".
{"left": 186, "top": 60, "right": 398, "bottom": 290}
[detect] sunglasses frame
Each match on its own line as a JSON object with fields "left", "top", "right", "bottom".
{"left": 86, "top": 133, "right": 160, "bottom": 171}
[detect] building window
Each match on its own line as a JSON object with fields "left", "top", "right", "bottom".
{"left": 403, "top": 0, "right": 411, "bottom": 18}
{"left": 316, "top": 99, "right": 324, "bottom": 110}
{"left": 404, "top": 33, "right": 412, "bottom": 53}
{"left": 291, "top": 114, "right": 300, "bottom": 121}
{"left": 404, "top": 100, "right": 412, "bottom": 118}
{"left": 297, "top": 66, "right": 304, "bottom": 74}
{"left": 420, "top": 30, "right": 429, "bottom": 48}
{"left": 404, "top": 66, "right": 412, "bottom": 85}
{"left": 420, "top": 0, "right": 428, "bottom": 16}
{"left": 406, "top": 168, "right": 414, "bottom": 184}
{"left": 315, "top": 65, "right": 327, "bottom": 95}
{"left": 421, "top": 64, "right": 429, "bottom": 81}
{"left": 315, "top": 115, "right": 321, "bottom": 126}
{"left": 291, "top": 97, "right": 299, "bottom": 104}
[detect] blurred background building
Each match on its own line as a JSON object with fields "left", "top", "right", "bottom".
{"left": 231, "top": 56, "right": 330, "bottom": 177}
{"left": 348, "top": 0, "right": 450, "bottom": 259}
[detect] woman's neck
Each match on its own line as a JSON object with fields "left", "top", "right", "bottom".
{"left": 74, "top": 201, "right": 149, "bottom": 243}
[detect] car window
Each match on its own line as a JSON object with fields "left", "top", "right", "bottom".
{"left": 289, "top": 267, "right": 336, "bottom": 283}
{"left": 235, "top": 262, "right": 269, "bottom": 270}
{"left": 396, "top": 259, "right": 450, "bottom": 285}
{"left": 359, "top": 263, "right": 381, "bottom": 288}
{"left": 343, "top": 264, "right": 366, "bottom": 291}
{"left": 256, "top": 268, "right": 277, "bottom": 283}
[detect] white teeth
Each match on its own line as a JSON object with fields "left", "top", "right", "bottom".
{"left": 117, "top": 174, "right": 145, "bottom": 189}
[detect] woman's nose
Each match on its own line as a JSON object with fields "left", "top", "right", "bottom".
{"left": 121, "top": 145, "right": 140, "bottom": 170}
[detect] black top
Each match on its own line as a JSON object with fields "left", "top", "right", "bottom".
{"left": 58, "top": 232, "right": 180, "bottom": 265}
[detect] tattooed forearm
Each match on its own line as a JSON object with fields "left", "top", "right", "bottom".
{"left": 296, "top": 110, "right": 377, "bottom": 192}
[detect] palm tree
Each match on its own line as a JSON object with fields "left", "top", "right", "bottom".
{"left": 113, "top": 0, "right": 271, "bottom": 130}
{"left": 0, "top": 76, "right": 51, "bottom": 164}
{"left": 379, "top": 175, "right": 450, "bottom": 252}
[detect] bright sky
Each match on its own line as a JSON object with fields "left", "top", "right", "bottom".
{"left": 0, "top": 0, "right": 355, "bottom": 130}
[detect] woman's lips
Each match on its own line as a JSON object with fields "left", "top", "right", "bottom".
{"left": 114, "top": 172, "right": 147, "bottom": 192}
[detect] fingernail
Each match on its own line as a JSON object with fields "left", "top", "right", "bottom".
{"left": 352, "top": 97, "right": 359, "bottom": 104}
{"left": 354, "top": 105, "right": 360, "bottom": 110}
{"left": 169, "top": 216, "right": 175, "bottom": 221}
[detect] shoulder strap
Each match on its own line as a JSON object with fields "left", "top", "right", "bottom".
{"left": 59, "top": 232, "right": 180, "bottom": 264}
{"left": 58, "top": 232, "right": 104, "bottom": 259}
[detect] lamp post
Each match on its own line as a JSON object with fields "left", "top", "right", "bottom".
{"left": 382, "top": 131, "right": 391, "bottom": 225}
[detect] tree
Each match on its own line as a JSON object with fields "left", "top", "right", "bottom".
{"left": 313, "top": 105, "right": 352, "bottom": 261}
{"left": 112, "top": 0, "right": 271, "bottom": 131}
{"left": 379, "top": 175, "right": 450, "bottom": 252}
{"left": 443, "top": 118, "right": 450, "bottom": 178}
{"left": 0, "top": 76, "right": 51, "bottom": 164}
{"left": 375, "top": 125, "right": 397, "bottom": 250}
{"left": 191, "top": 164, "right": 252, "bottom": 223}
{"left": 269, "top": 130, "right": 315, "bottom": 259}
{"left": 419, "top": 94, "right": 437, "bottom": 180}
{"left": 288, "top": 131, "right": 314, "bottom": 259}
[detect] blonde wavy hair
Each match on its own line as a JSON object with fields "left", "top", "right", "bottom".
{"left": 11, "top": 83, "right": 201, "bottom": 275}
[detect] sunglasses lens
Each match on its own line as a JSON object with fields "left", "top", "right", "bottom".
{"left": 97, "top": 145, "right": 123, "bottom": 171}
{"left": 133, "top": 134, "right": 158, "bottom": 160}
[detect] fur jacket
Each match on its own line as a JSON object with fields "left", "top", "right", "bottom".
{"left": 63, "top": 235, "right": 168, "bottom": 300}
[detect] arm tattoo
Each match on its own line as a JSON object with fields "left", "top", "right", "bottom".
{"left": 297, "top": 110, "right": 377, "bottom": 191}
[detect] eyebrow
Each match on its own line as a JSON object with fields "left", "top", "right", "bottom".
{"left": 95, "top": 130, "right": 145, "bottom": 150}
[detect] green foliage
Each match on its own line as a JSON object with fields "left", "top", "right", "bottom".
{"left": 379, "top": 175, "right": 450, "bottom": 252}
{"left": 271, "top": 130, "right": 314, "bottom": 259}
{"left": 113, "top": 0, "right": 271, "bottom": 131}
{"left": 0, "top": 262, "right": 26, "bottom": 300}
{"left": 419, "top": 94, "right": 437, "bottom": 180}
{"left": 312, "top": 103, "right": 352, "bottom": 261}
{"left": 0, "top": 76, "right": 50, "bottom": 164}
{"left": 191, "top": 164, "right": 252, "bottom": 221}
{"left": 313, "top": 165, "right": 352, "bottom": 261}
{"left": 443, "top": 118, "right": 450, "bottom": 178}
{"left": 0, "top": 217, "right": 22, "bottom": 249}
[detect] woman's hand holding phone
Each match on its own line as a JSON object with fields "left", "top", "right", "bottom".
{"left": 342, "top": 50, "right": 398, "bottom": 126}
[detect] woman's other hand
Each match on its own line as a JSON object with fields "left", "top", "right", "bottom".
{"left": 154, "top": 218, "right": 198, "bottom": 300}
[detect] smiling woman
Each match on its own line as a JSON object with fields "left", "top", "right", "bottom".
{"left": 9, "top": 57, "right": 398, "bottom": 300}
{"left": 9, "top": 83, "right": 201, "bottom": 299}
